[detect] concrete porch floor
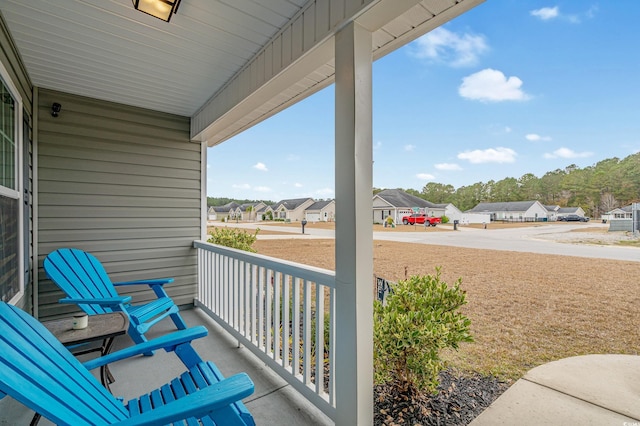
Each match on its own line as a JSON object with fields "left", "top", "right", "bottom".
{"left": 0, "top": 307, "right": 334, "bottom": 426}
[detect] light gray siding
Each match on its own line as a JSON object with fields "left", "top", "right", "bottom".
{"left": 609, "top": 220, "right": 632, "bottom": 232}
{"left": 37, "top": 89, "right": 200, "bottom": 319}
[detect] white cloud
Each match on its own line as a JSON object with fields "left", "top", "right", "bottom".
{"left": 435, "top": 163, "right": 463, "bottom": 171}
{"left": 531, "top": 6, "right": 594, "bottom": 24}
{"left": 254, "top": 186, "right": 272, "bottom": 192}
{"left": 505, "top": 127, "right": 512, "bottom": 133}
{"left": 416, "top": 173, "right": 435, "bottom": 180}
{"left": 404, "top": 144, "right": 416, "bottom": 152}
{"left": 459, "top": 69, "right": 530, "bottom": 102}
{"left": 411, "top": 27, "right": 488, "bottom": 67}
{"left": 526, "top": 133, "right": 552, "bottom": 142}
{"left": 458, "top": 147, "right": 517, "bottom": 164}
{"left": 543, "top": 147, "right": 593, "bottom": 159}
{"left": 530, "top": 7, "right": 559, "bottom": 20}
{"left": 374, "top": 141, "right": 383, "bottom": 150}
{"left": 253, "top": 162, "right": 268, "bottom": 172}
{"left": 294, "top": 183, "right": 303, "bottom": 188}
{"left": 232, "top": 183, "right": 251, "bottom": 189}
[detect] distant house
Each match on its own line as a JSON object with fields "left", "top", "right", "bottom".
{"left": 272, "top": 198, "right": 315, "bottom": 222}
{"left": 557, "top": 206, "right": 586, "bottom": 219}
{"left": 437, "top": 203, "right": 461, "bottom": 221}
{"left": 372, "top": 189, "right": 445, "bottom": 224}
{"left": 207, "top": 202, "right": 240, "bottom": 221}
{"left": 236, "top": 202, "right": 267, "bottom": 221}
{"left": 255, "top": 204, "right": 270, "bottom": 221}
{"left": 437, "top": 203, "right": 491, "bottom": 224}
{"left": 305, "top": 200, "right": 335, "bottom": 222}
{"left": 545, "top": 205, "right": 561, "bottom": 221}
{"left": 603, "top": 205, "right": 632, "bottom": 221}
{"left": 467, "top": 201, "right": 548, "bottom": 222}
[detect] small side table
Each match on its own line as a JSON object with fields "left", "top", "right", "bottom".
{"left": 42, "top": 312, "right": 129, "bottom": 391}
{"left": 30, "top": 313, "right": 129, "bottom": 426}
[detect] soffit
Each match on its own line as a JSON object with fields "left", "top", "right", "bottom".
{"left": 1, "top": 0, "right": 483, "bottom": 145}
{"left": 1, "top": 0, "right": 308, "bottom": 116}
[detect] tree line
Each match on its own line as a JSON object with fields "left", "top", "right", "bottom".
{"left": 375, "top": 152, "right": 640, "bottom": 218}
{"left": 207, "top": 197, "right": 275, "bottom": 207}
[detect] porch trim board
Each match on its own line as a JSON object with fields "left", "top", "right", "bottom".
{"left": 334, "top": 21, "right": 374, "bottom": 426}
{"left": 194, "top": 240, "right": 337, "bottom": 420}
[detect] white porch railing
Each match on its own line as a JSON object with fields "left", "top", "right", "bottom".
{"left": 193, "top": 240, "right": 336, "bottom": 420}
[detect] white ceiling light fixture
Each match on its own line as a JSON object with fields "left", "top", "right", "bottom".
{"left": 132, "top": 0, "right": 181, "bottom": 22}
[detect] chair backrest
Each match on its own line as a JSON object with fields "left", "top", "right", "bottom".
{"left": 0, "top": 302, "right": 127, "bottom": 424}
{"left": 44, "top": 248, "right": 118, "bottom": 315}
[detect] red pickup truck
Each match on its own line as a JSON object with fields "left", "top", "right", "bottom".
{"left": 402, "top": 214, "right": 441, "bottom": 226}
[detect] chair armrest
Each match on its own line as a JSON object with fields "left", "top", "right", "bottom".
{"left": 82, "top": 326, "right": 208, "bottom": 371}
{"left": 113, "top": 278, "right": 174, "bottom": 287}
{"left": 115, "top": 373, "right": 254, "bottom": 426}
{"left": 59, "top": 296, "right": 132, "bottom": 306}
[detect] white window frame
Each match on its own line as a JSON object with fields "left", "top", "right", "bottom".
{"left": 0, "top": 60, "right": 24, "bottom": 305}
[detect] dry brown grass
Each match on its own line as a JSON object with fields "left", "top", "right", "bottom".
{"left": 253, "top": 238, "right": 640, "bottom": 382}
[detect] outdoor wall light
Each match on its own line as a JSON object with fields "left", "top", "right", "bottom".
{"left": 51, "top": 103, "right": 61, "bottom": 118}
{"left": 133, "top": 0, "right": 180, "bottom": 22}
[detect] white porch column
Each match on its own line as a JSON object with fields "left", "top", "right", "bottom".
{"left": 334, "top": 21, "right": 373, "bottom": 426}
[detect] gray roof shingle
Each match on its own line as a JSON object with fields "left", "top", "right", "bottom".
{"left": 467, "top": 201, "right": 539, "bottom": 213}
{"left": 306, "top": 200, "right": 333, "bottom": 210}
{"left": 274, "top": 198, "right": 313, "bottom": 210}
{"left": 374, "top": 189, "right": 438, "bottom": 208}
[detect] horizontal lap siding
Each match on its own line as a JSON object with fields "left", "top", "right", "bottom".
{"left": 37, "top": 89, "right": 200, "bottom": 319}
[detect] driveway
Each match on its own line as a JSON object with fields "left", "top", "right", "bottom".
{"left": 211, "top": 222, "right": 639, "bottom": 262}
{"left": 371, "top": 224, "right": 640, "bottom": 262}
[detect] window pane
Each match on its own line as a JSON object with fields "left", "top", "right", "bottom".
{"left": 0, "top": 79, "right": 16, "bottom": 190}
{"left": 0, "top": 195, "right": 18, "bottom": 302}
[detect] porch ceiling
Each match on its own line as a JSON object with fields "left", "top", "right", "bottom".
{"left": 1, "top": 0, "right": 482, "bottom": 145}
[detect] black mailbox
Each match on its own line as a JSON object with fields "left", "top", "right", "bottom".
{"left": 301, "top": 219, "right": 307, "bottom": 234}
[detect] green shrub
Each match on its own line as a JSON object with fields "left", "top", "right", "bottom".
{"left": 373, "top": 268, "right": 473, "bottom": 394}
{"left": 440, "top": 215, "right": 450, "bottom": 224}
{"left": 208, "top": 227, "right": 260, "bottom": 252}
{"left": 311, "top": 312, "right": 331, "bottom": 356}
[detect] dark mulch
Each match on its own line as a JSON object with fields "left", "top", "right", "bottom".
{"left": 374, "top": 370, "right": 509, "bottom": 425}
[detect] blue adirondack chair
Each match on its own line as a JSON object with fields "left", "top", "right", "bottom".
{"left": 44, "top": 248, "right": 189, "bottom": 351}
{"left": 0, "top": 302, "right": 256, "bottom": 426}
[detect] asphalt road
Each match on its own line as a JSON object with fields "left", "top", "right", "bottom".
{"left": 215, "top": 222, "right": 640, "bottom": 262}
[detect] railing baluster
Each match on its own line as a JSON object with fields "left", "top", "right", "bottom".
{"left": 315, "top": 283, "right": 324, "bottom": 394}
{"left": 273, "top": 271, "right": 281, "bottom": 362}
{"left": 302, "top": 280, "right": 311, "bottom": 385}
{"left": 265, "top": 269, "right": 273, "bottom": 357}
{"left": 194, "top": 241, "right": 336, "bottom": 420}
{"left": 292, "top": 277, "right": 301, "bottom": 379}
{"left": 258, "top": 267, "right": 265, "bottom": 351}
{"left": 222, "top": 255, "right": 227, "bottom": 321}
{"left": 242, "top": 261, "right": 248, "bottom": 338}
{"left": 282, "top": 274, "right": 291, "bottom": 371}
{"left": 250, "top": 264, "right": 257, "bottom": 346}
{"left": 329, "top": 286, "right": 336, "bottom": 405}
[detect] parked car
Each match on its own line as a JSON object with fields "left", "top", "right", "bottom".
{"left": 559, "top": 214, "right": 589, "bottom": 222}
{"left": 401, "top": 214, "right": 441, "bottom": 226}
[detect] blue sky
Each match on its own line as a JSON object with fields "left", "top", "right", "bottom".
{"left": 207, "top": 1, "right": 640, "bottom": 201}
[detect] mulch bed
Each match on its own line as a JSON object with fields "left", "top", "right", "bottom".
{"left": 374, "top": 370, "right": 509, "bottom": 425}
